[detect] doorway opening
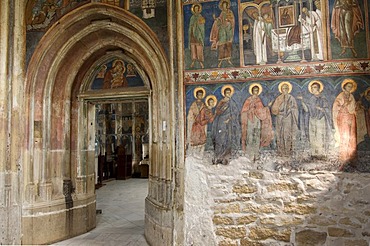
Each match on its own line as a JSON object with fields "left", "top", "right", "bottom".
{"left": 93, "top": 99, "right": 150, "bottom": 188}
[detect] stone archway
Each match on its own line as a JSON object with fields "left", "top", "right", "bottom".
{"left": 23, "top": 3, "right": 175, "bottom": 245}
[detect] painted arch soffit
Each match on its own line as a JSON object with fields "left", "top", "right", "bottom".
{"left": 83, "top": 54, "right": 149, "bottom": 93}
{"left": 26, "top": 3, "right": 169, "bottom": 107}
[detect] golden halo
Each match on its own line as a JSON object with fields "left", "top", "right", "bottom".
{"left": 221, "top": 85, "right": 235, "bottom": 97}
{"left": 112, "top": 59, "right": 126, "bottom": 73}
{"left": 191, "top": 3, "right": 202, "bottom": 14}
{"left": 113, "top": 59, "right": 124, "bottom": 68}
{"left": 308, "top": 80, "right": 324, "bottom": 94}
{"left": 278, "top": 81, "right": 292, "bottom": 94}
{"left": 341, "top": 79, "right": 357, "bottom": 93}
{"left": 249, "top": 83, "right": 263, "bottom": 96}
{"left": 219, "top": 0, "right": 230, "bottom": 9}
{"left": 193, "top": 87, "right": 206, "bottom": 99}
{"left": 365, "top": 87, "right": 370, "bottom": 96}
{"left": 205, "top": 95, "right": 217, "bottom": 108}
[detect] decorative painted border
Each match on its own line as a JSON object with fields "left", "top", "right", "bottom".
{"left": 184, "top": 60, "right": 370, "bottom": 84}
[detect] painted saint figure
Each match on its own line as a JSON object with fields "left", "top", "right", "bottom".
{"left": 253, "top": 13, "right": 267, "bottom": 65}
{"left": 187, "top": 87, "right": 206, "bottom": 155}
{"left": 212, "top": 85, "right": 240, "bottom": 165}
{"left": 210, "top": 0, "right": 235, "bottom": 68}
{"left": 331, "top": 0, "right": 364, "bottom": 57}
{"left": 332, "top": 79, "right": 357, "bottom": 164}
{"left": 281, "top": 8, "right": 292, "bottom": 26}
{"left": 103, "top": 59, "right": 128, "bottom": 89}
{"left": 361, "top": 88, "right": 370, "bottom": 138}
{"left": 189, "top": 3, "right": 205, "bottom": 69}
{"left": 299, "top": 80, "right": 333, "bottom": 158}
{"left": 241, "top": 83, "right": 273, "bottom": 161}
{"left": 271, "top": 82, "right": 299, "bottom": 156}
{"left": 190, "top": 95, "right": 217, "bottom": 156}
{"left": 300, "top": 3, "right": 324, "bottom": 60}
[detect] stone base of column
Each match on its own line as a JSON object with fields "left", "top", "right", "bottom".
{"left": 26, "top": 183, "right": 37, "bottom": 203}
{"left": 75, "top": 176, "right": 86, "bottom": 194}
{"left": 39, "top": 182, "right": 53, "bottom": 201}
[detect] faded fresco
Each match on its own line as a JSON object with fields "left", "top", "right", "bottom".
{"left": 26, "top": 0, "right": 90, "bottom": 31}
{"left": 90, "top": 59, "right": 144, "bottom": 90}
{"left": 26, "top": 0, "right": 169, "bottom": 65}
{"left": 184, "top": 0, "right": 240, "bottom": 69}
{"left": 185, "top": 76, "right": 370, "bottom": 172}
{"left": 183, "top": 0, "right": 369, "bottom": 69}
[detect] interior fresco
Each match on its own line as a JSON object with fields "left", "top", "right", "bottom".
{"left": 183, "top": 0, "right": 369, "bottom": 69}
{"left": 185, "top": 76, "right": 370, "bottom": 172}
{"left": 90, "top": 58, "right": 145, "bottom": 90}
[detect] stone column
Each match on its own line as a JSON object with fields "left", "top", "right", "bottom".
{"left": 76, "top": 100, "right": 95, "bottom": 194}
{"left": 0, "top": 0, "right": 24, "bottom": 244}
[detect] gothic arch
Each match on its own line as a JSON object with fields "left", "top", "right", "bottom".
{"left": 23, "top": 3, "right": 174, "bottom": 244}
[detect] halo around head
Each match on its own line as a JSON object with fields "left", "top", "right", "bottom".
{"left": 308, "top": 80, "right": 324, "bottom": 94}
{"left": 193, "top": 87, "right": 206, "bottom": 99}
{"left": 191, "top": 3, "right": 202, "bottom": 14}
{"left": 219, "top": 0, "right": 231, "bottom": 9}
{"left": 365, "top": 87, "right": 370, "bottom": 96}
{"left": 249, "top": 83, "right": 263, "bottom": 95}
{"left": 205, "top": 95, "right": 217, "bottom": 108}
{"left": 221, "top": 84, "right": 235, "bottom": 97}
{"left": 113, "top": 59, "right": 124, "bottom": 67}
{"left": 278, "top": 81, "right": 292, "bottom": 94}
{"left": 112, "top": 59, "right": 126, "bottom": 73}
{"left": 341, "top": 79, "right": 357, "bottom": 93}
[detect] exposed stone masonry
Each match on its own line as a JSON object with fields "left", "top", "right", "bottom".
{"left": 185, "top": 156, "right": 370, "bottom": 245}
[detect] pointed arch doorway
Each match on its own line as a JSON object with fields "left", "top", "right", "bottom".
{"left": 23, "top": 3, "right": 175, "bottom": 245}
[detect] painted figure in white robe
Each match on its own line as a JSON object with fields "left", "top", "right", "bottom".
{"left": 253, "top": 13, "right": 267, "bottom": 65}
{"left": 300, "top": 5, "right": 323, "bottom": 60}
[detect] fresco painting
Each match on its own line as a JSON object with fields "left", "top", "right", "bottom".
{"left": 91, "top": 59, "right": 144, "bottom": 90}
{"left": 26, "top": 0, "right": 90, "bottom": 31}
{"left": 184, "top": 0, "right": 240, "bottom": 69}
{"left": 329, "top": 0, "right": 366, "bottom": 59}
{"left": 183, "top": 0, "right": 369, "bottom": 69}
{"left": 185, "top": 76, "right": 370, "bottom": 172}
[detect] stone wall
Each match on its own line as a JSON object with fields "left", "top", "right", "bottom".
{"left": 185, "top": 156, "right": 370, "bottom": 246}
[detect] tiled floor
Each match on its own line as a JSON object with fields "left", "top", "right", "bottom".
{"left": 53, "top": 179, "right": 149, "bottom": 246}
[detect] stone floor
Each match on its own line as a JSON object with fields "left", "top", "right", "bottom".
{"left": 53, "top": 178, "right": 150, "bottom": 246}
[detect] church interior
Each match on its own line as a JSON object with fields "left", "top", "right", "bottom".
{"left": 1, "top": 0, "right": 370, "bottom": 245}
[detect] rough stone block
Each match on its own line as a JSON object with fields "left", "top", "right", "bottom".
{"left": 284, "top": 204, "right": 317, "bottom": 215}
{"left": 213, "top": 215, "right": 234, "bottom": 225}
{"left": 339, "top": 217, "right": 362, "bottom": 228}
{"left": 295, "top": 229, "right": 327, "bottom": 246}
{"left": 257, "top": 204, "right": 281, "bottom": 214}
{"left": 240, "top": 238, "right": 264, "bottom": 246}
{"left": 344, "top": 239, "right": 368, "bottom": 246}
{"left": 307, "top": 216, "right": 336, "bottom": 226}
{"left": 248, "top": 227, "right": 290, "bottom": 242}
{"left": 364, "top": 210, "right": 370, "bottom": 216}
{"left": 218, "top": 239, "right": 238, "bottom": 246}
{"left": 233, "top": 185, "right": 257, "bottom": 194}
{"left": 328, "top": 227, "right": 354, "bottom": 237}
{"left": 236, "top": 215, "right": 257, "bottom": 225}
{"left": 248, "top": 171, "right": 264, "bottom": 179}
{"left": 267, "top": 183, "right": 298, "bottom": 192}
{"left": 221, "top": 204, "right": 241, "bottom": 214}
{"left": 215, "top": 227, "right": 246, "bottom": 239}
